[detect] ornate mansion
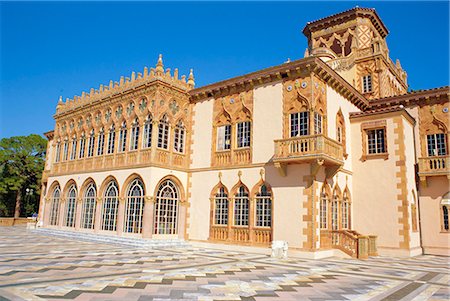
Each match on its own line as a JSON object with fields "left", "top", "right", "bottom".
{"left": 39, "top": 7, "right": 449, "bottom": 258}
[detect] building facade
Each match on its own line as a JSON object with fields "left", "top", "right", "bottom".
{"left": 39, "top": 7, "right": 449, "bottom": 257}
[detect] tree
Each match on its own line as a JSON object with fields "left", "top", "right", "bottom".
{"left": 0, "top": 134, "right": 47, "bottom": 217}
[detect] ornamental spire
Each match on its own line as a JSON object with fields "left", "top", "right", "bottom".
{"left": 187, "top": 68, "right": 195, "bottom": 87}
{"left": 155, "top": 54, "right": 164, "bottom": 73}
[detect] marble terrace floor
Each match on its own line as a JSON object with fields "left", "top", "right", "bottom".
{"left": 0, "top": 227, "right": 448, "bottom": 301}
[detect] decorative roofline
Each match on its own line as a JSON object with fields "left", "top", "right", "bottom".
{"left": 302, "top": 7, "right": 389, "bottom": 39}
{"left": 55, "top": 55, "right": 195, "bottom": 116}
{"left": 44, "top": 130, "right": 55, "bottom": 140}
{"left": 190, "top": 56, "right": 369, "bottom": 110}
{"left": 369, "top": 86, "right": 449, "bottom": 109}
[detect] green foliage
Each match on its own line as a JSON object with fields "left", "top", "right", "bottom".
{"left": 0, "top": 134, "right": 47, "bottom": 217}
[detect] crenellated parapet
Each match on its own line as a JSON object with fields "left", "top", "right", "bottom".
{"left": 55, "top": 55, "right": 195, "bottom": 116}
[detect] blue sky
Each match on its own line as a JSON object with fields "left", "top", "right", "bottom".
{"left": 1, "top": 1, "right": 449, "bottom": 139}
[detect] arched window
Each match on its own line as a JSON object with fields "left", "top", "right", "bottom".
{"left": 87, "top": 130, "right": 95, "bottom": 157}
{"left": 118, "top": 122, "right": 127, "bottom": 152}
{"left": 81, "top": 183, "right": 96, "bottom": 229}
{"left": 49, "top": 186, "right": 61, "bottom": 226}
{"left": 65, "top": 185, "right": 77, "bottom": 227}
{"left": 234, "top": 186, "right": 249, "bottom": 226}
{"left": 154, "top": 179, "right": 179, "bottom": 235}
{"left": 130, "top": 118, "right": 140, "bottom": 151}
{"left": 79, "top": 133, "right": 86, "bottom": 158}
{"left": 320, "top": 186, "right": 328, "bottom": 229}
{"left": 341, "top": 189, "right": 350, "bottom": 229}
{"left": 255, "top": 184, "right": 272, "bottom": 228}
{"left": 158, "top": 115, "right": 169, "bottom": 149}
{"left": 101, "top": 181, "right": 119, "bottom": 231}
{"left": 107, "top": 125, "right": 115, "bottom": 154}
{"left": 97, "top": 128, "right": 105, "bottom": 156}
{"left": 336, "top": 109, "right": 346, "bottom": 155}
{"left": 70, "top": 136, "right": 77, "bottom": 160}
{"left": 214, "top": 187, "right": 228, "bottom": 225}
{"left": 443, "top": 206, "right": 449, "bottom": 231}
{"left": 124, "top": 179, "right": 144, "bottom": 234}
{"left": 174, "top": 120, "right": 185, "bottom": 153}
{"left": 143, "top": 115, "right": 153, "bottom": 148}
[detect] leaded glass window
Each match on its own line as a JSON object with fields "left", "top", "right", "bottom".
{"left": 217, "top": 125, "right": 231, "bottom": 151}
{"left": 234, "top": 186, "right": 249, "bottom": 226}
{"left": 63, "top": 139, "right": 69, "bottom": 161}
{"left": 87, "top": 130, "right": 95, "bottom": 157}
{"left": 255, "top": 185, "right": 271, "bottom": 227}
{"left": 158, "top": 115, "right": 169, "bottom": 149}
{"left": 154, "top": 180, "right": 179, "bottom": 235}
{"left": 362, "top": 75, "right": 372, "bottom": 93}
{"left": 107, "top": 125, "right": 115, "bottom": 154}
{"left": 118, "top": 122, "right": 127, "bottom": 152}
{"left": 314, "top": 112, "right": 322, "bottom": 135}
{"left": 49, "top": 186, "right": 60, "bottom": 226}
{"left": 174, "top": 121, "right": 185, "bottom": 153}
{"left": 290, "top": 112, "right": 309, "bottom": 137}
{"left": 130, "top": 118, "right": 139, "bottom": 151}
{"left": 55, "top": 141, "right": 61, "bottom": 163}
{"left": 367, "top": 128, "right": 386, "bottom": 154}
{"left": 124, "top": 179, "right": 144, "bottom": 234}
{"left": 214, "top": 187, "right": 228, "bottom": 225}
{"left": 237, "top": 121, "right": 251, "bottom": 148}
{"left": 101, "top": 181, "right": 119, "bottom": 231}
{"left": 97, "top": 128, "right": 105, "bottom": 156}
{"left": 143, "top": 115, "right": 152, "bottom": 148}
{"left": 427, "top": 133, "right": 447, "bottom": 156}
{"left": 79, "top": 134, "right": 86, "bottom": 158}
{"left": 64, "top": 185, "right": 77, "bottom": 227}
{"left": 81, "top": 183, "right": 96, "bottom": 229}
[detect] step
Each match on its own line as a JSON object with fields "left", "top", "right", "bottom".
{"left": 32, "top": 228, "right": 189, "bottom": 249}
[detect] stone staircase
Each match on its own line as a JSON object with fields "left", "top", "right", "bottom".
{"left": 32, "top": 228, "right": 189, "bottom": 249}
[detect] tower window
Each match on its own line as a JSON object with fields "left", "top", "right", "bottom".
{"left": 362, "top": 75, "right": 372, "bottom": 93}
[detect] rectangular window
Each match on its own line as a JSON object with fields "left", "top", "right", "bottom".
{"left": 55, "top": 143, "right": 61, "bottom": 163}
{"left": 130, "top": 126, "right": 139, "bottom": 151}
{"left": 362, "top": 75, "right": 372, "bottom": 93}
{"left": 234, "top": 198, "right": 249, "bottom": 226}
{"left": 367, "top": 128, "right": 386, "bottom": 154}
{"left": 87, "top": 135, "right": 95, "bottom": 157}
{"left": 290, "top": 112, "right": 309, "bottom": 137}
{"left": 314, "top": 112, "right": 322, "bottom": 135}
{"left": 107, "top": 130, "right": 115, "bottom": 154}
{"left": 70, "top": 139, "right": 77, "bottom": 160}
{"left": 143, "top": 121, "right": 152, "bottom": 148}
{"left": 157, "top": 123, "right": 169, "bottom": 149}
{"left": 237, "top": 121, "right": 251, "bottom": 148}
{"left": 427, "top": 133, "right": 447, "bottom": 156}
{"left": 97, "top": 132, "right": 105, "bottom": 156}
{"left": 214, "top": 199, "right": 228, "bottom": 225}
{"left": 63, "top": 140, "right": 69, "bottom": 161}
{"left": 174, "top": 127, "right": 185, "bottom": 153}
{"left": 217, "top": 125, "right": 231, "bottom": 151}
{"left": 119, "top": 129, "right": 127, "bottom": 152}
{"left": 79, "top": 137, "right": 85, "bottom": 158}
{"left": 255, "top": 198, "right": 272, "bottom": 227}
{"left": 337, "top": 126, "right": 342, "bottom": 143}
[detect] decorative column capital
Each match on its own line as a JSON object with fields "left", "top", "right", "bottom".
{"left": 119, "top": 197, "right": 126, "bottom": 203}
{"left": 145, "top": 196, "right": 155, "bottom": 203}
{"left": 45, "top": 197, "right": 51, "bottom": 202}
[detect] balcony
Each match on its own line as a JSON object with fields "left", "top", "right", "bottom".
{"left": 418, "top": 155, "right": 450, "bottom": 186}
{"left": 273, "top": 134, "right": 344, "bottom": 177}
{"left": 49, "top": 148, "right": 188, "bottom": 176}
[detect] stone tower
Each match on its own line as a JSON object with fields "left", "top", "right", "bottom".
{"left": 303, "top": 7, "right": 408, "bottom": 99}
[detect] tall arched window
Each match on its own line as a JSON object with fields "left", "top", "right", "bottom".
{"left": 63, "top": 138, "right": 69, "bottom": 161}
{"left": 154, "top": 179, "right": 179, "bottom": 235}
{"left": 336, "top": 109, "right": 346, "bottom": 155}
{"left": 118, "top": 122, "right": 127, "bottom": 152}
{"left": 124, "top": 179, "right": 144, "bottom": 234}
{"left": 234, "top": 186, "right": 249, "bottom": 226}
{"left": 443, "top": 206, "right": 449, "bottom": 231}
{"left": 97, "top": 128, "right": 105, "bottom": 156}
{"left": 65, "top": 185, "right": 77, "bottom": 227}
{"left": 143, "top": 115, "right": 153, "bottom": 148}
{"left": 130, "top": 118, "right": 140, "bottom": 151}
{"left": 87, "top": 130, "right": 95, "bottom": 157}
{"left": 255, "top": 184, "right": 272, "bottom": 228}
{"left": 101, "top": 181, "right": 119, "bottom": 231}
{"left": 81, "top": 183, "right": 96, "bottom": 229}
{"left": 158, "top": 115, "right": 169, "bottom": 149}
{"left": 341, "top": 189, "right": 350, "bottom": 229}
{"left": 55, "top": 141, "right": 61, "bottom": 163}
{"left": 174, "top": 120, "right": 185, "bottom": 153}
{"left": 107, "top": 124, "right": 115, "bottom": 154}
{"left": 441, "top": 192, "right": 450, "bottom": 232}
{"left": 70, "top": 136, "right": 77, "bottom": 160}
{"left": 320, "top": 186, "right": 328, "bottom": 229}
{"left": 49, "top": 186, "right": 61, "bottom": 226}
{"left": 79, "top": 133, "right": 86, "bottom": 158}
{"left": 214, "top": 187, "right": 228, "bottom": 225}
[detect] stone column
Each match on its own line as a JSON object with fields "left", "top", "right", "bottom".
{"left": 142, "top": 196, "right": 154, "bottom": 238}
{"left": 248, "top": 197, "right": 255, "bottom": 243}
{"left": 38, "top": 183, "right": 47, "bottom": 224}
{"left": 58, "top": 199, "right": 66, "bottom": 228}
{"left": 43, "top": 198, "right": 51, "bottom": 226}
{"left": 150, "top": 120, "right": 159, "bottom": 159}
{"left": 227, "top": 198, "right": 234, "bottom": 241}
{"left": 94, "top": 197, "right": 103, "bottom": 233}
{"left": 117, "top": 197, "right": 126, "bottom": 236}
{"left": 75, "top": 198, "right": 83, "bottom": 230}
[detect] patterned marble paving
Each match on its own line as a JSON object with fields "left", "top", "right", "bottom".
{"left": 0, "top": 227, "right": 448, "bottom": 301}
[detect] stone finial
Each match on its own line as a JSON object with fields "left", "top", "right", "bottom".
{"left": 218, "top": 172, "right": 222, "bottom": 181}
{"left": 143, "top": 66, "right": 148, "bottom": 78}
{"left": 260, "top": 169, "right": 265, "bottom": 180}
{"left": 156, "top": 54, "right": 164, "bottom": 73}
{"left": 187, "top": 68, "right": 195, "bottom": 87}
{"left": 165, "top": 68, "right": 171, "bottom": 77}
{"left": 58, "top": 95, "right": 63, "bottom": 103}
{"left": 174, "top": 68, "right": 179, "bottom": 80}
{"left": 238, "top": 170, "right": 242, "bottom": 181}
{"left": 131, "top": 71, "right": 136, "bottom": 81}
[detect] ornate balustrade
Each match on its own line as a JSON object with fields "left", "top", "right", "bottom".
{"left": 320, "top": 229, "right": 377, "bottom": 259}
{"left": 209, "top": 225, "right": 272, "bottom": 246}
{"left": 50, "top": 147, "right": 188, "bottom": 176}
{"left": 210, "top": 226, "right": 229, "bottom": 241}
{"left": 232, "top": 227, "right": 250, "bottom": 242}
{"left": 212, "top": 148, "right": 251, "bottom": 167}
{"left": 418, "top": 156, "right": 450, "bottom": 186}
{"left": 274, "top": 135, "right": 343, "bottom": 177}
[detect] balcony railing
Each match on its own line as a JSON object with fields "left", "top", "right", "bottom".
{"left": 419, "top": 156, "right": 449, "bottom": 175}
{"left": 50, "top": 148, "right": 188, "bottom": 175}
{"left": 212, "top": 148, "right": 251, "bottom": 167}
{"left": 274, "top": 134, "right": 344, "bottom": 165}
{"left": 209, "top": 225, "right": 272, "bottom": 245}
